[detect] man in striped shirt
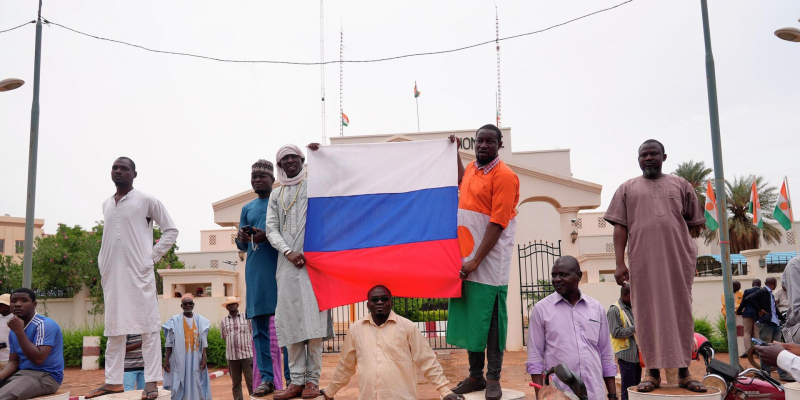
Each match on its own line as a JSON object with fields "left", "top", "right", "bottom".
{"left": 221, "top": 297, "right": 254, "bottom": 400}
{"left": 123, "top": 334, "right": 145, "bottom": 391}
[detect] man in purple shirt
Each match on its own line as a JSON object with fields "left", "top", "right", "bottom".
{"left": 527, "top": 256, "right": 618, "bottom": 400}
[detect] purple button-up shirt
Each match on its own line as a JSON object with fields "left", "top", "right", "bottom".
{"left": 526, "top": 292, "right": 617, "bottom": 400}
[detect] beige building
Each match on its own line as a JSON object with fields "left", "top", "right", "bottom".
{"left": 0, "top": 214, "right": 45, "bottom": 260}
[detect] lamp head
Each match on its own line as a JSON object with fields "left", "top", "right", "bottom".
{"left": 775, "top": 25, "right": 800, "bottom": 42}
{"left": 0, "top": 78, "right": 24, "bottom": 92}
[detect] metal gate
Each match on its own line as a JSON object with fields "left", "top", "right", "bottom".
{"left": 323, "top": 298, "right": 455, "bottom": 353}
{"left": 519, "top": 240, "right": 561, "bottom": 346}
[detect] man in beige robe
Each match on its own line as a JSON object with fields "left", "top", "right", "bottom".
{"left": 604, "top": 140, "right": 706, "bottom": 393}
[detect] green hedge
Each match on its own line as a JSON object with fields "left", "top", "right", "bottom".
{"left": 690, "top": 315, "right": 732, "bottom": 354}
{"left": 62, "top": 325, "right": 107, "bottom": 368}
{"left": 693, "top": 316, "right": 714, "bottom": 340}
{"left": 419, "top": 310, "right": 448, "bottom": 322}
{"left": 61, "top": 325, "right": 228, "bottom": 368}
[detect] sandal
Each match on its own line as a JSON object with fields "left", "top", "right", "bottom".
{"left": 253, "top": 381, "right": 276, "bottom": 397}
{"left": 678, "top": 375, "right": 707, "bottom": 392}
{"left": 141, "top": 389, "right": 160, "bottom": 400}
{"left": 637, "top": 376, "right": 660, "bottom": 393}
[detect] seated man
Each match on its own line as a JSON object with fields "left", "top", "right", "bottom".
{"left": 527, "top": 256, "right": 618, "bottom": 400}
{"left": 756, "top": 342, "right": 800, "bottom": 381}
{"left": 322, "top": 285, "right": 463, "bottom": 400}
{"left": 0, "top": 288, "right": 64, "bottom": 400}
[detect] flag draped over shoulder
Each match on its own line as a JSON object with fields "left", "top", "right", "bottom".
{"left": 775, "top": 179, "right": 794, "bottom": 231}
{"left": 749, "top": 181, "right": 763, "bottom": 229}
{"left": 305, "top": 139, "right": 462, "bottom": 310}
{"left": 705, "top": 181, "right": 719, "bottom": 231}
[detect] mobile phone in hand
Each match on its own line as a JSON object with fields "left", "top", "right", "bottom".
{"left": 751, "top": 338, "right": 768, "bottom": 346}
{"left": 241, "top": 226, "right": 257, "bottom": 235}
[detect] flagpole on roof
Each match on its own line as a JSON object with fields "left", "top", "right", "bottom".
{"left": 339, "top": 27, "right": 344, "bottom": 137}
{"left": 320, "top": 0, "right": 327, "bottom": 144}
{"left": 415, "top": 81, "right": 420, "bottom": 132}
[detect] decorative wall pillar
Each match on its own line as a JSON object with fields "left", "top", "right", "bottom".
{"left": 741, "top": 249, "right": 771, "bottom": 282}
{"left": 556, "top": 207, "right": 581, "bottom": 257}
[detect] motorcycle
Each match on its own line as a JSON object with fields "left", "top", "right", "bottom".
{"left": 529, "top": 364, "right": 589, "bottom": 400}
{"left": 695, "top": 332, "right": 785, "bottom": 399}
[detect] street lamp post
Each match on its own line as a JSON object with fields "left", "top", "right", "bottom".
{"left": 22, "top": 0, "right": 44, "bottom": 289}
{"left": 700, "top": 0, "right": 738, "bottom": 366}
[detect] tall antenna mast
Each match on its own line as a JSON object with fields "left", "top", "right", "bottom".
{"left": 339, "top": 28, "right": 344, "bottom": 137}
{"left": 495, "top": 3, "right": 502, "bottom": 128}
{"left": 320, "top": 0, "right": 327, "bottom": 144}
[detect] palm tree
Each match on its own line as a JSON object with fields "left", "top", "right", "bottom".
{"left": 673, "top": 161, "right": 713, "bottom": 203}
{"left": 703, "top": 175, "right": 782, "bottom": 253}
{"left": 673, "top": 161, "right": 713, "bottom": 240}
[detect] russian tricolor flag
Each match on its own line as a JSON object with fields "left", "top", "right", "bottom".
{"left": 305, "top": 139, "right": 462, "bottom": 310}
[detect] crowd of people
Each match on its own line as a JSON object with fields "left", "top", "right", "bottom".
{"left": 1, "top": 124, "right": 798, "bottom": 400}
{"left": 75, "top": 124, "right": 522, "bottom": 400}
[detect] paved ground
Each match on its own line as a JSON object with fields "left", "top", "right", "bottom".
{"left": 60, "top": 351, "right": 762, "bottom": 399}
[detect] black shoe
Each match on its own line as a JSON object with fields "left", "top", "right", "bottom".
{"left": 485, "top": 380, "right": 502, "bottom": 400}
{"left": 781, "top": 375, "right": 797, "bottom": 383}
{"left": 452, "top": 377, "right": 487, "bottom": 395}
{"left": 740, "top": 353, "right": 748, "bottom": 358}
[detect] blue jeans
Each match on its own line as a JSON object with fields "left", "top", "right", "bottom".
{"left": 123, "top": 370, "right": 145, "bottom": 391}
{"left": 252, "top": 314, "right": 290, "bottom": 383}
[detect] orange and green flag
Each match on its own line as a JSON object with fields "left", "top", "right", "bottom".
{"left": 342, "top": 112, "right": 349, "bottom": 127}
{"left": 414, "top": 83, "right": 420, "bottom": 98}
{"left": 749, "top": 181, "right": 763, "bottom": 229}
{"left": 704, "top": 181, "right": 719, "bottom": 231}
{"left": 775, "top": 178, "right": 794, "bottom": 231}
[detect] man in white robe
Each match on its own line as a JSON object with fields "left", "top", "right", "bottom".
{"left": 267, "top": 144, "right": 332, "bottom": 400}
{"left": 87, "top": 157, "right": 178, "bottom": 399}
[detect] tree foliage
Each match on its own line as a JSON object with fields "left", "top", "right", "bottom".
{"left": 673, "top": 162, "right": 783, "bottom": 254}
{"left": 6, "top": 221, "right": 184, "bottom": 314}
{"left": 673, "top": 161, "right": 713, "bottom": 203}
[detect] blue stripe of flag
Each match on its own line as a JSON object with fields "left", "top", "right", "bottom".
{"left": 305, "top": 186, "right": 458, "bottom": 253}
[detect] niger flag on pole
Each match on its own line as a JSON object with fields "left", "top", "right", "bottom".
{"left": 342, "top": 112, "right": 349, "bottom": 127}
{"left": 705, "top": 181, "right": 719, "bottom": 231}
{"left": 775, "top": 178, "right": 794, "bottom": 231}
{"left": 749, "top": 181, "right": 763, "bottom": 229}
{"left": 414, "top": 83, "right": 420, "bottom": 98}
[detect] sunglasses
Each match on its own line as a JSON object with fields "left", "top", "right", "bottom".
{"left": 369, "top": 295, "right": 391, "bottom": 303}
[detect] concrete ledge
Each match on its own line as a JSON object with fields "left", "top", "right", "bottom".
{"left": 629, "top": 385, "right": 721, "bottom": 399}
{"left": 31, "top": 390, "right": 68, "bottom": 400}
{"left": 77, "top": 389, "right": 170, "bottom": 399}
{"left": 463, "top": 389, "right": 526, "bottom": 400}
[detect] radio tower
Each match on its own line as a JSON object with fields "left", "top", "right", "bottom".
{"left": 495, "top": 4, "right": 502, "bottom": 128}
{"left": 320, "top": 0, "right": 327, "bottom": 144}
{"left": 339, "top": 28, "right": 344, "bottom": 137}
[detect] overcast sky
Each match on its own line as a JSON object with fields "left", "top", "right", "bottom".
{"left": 1, "top": 1, "right": 798, "bottom": 252}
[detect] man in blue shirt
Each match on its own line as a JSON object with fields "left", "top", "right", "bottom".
{"left": 0, "top": 288, "right": 64, "bottom": 400}
{"left": 236, "top": 159, "right": 289, "bottom": 396}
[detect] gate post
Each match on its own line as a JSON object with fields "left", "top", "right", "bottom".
{"left": 506, "top": 252, "right": 524, "bottom": 351}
